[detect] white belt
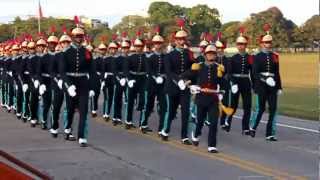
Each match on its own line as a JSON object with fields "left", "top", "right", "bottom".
{"left": 130, "top": 71, "right": 146, "bottom": 75}
{"left": 232, "top": 74, "right": 249, "bottom": 78}
{"left": 260, "top": 72, "right": 275, "bottom": 77}
{"left": 66, "top": 72, "right": 88, "bottom": 77}
{"left": 41, "top": 73, "right": 50, "bottom": 77}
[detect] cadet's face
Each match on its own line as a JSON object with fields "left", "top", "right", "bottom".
{"left": 205, "top": 52, "right": 217, "bottom": 61}
{"left": 135, "top": 46, "right": 143, "bottom": 53}
{"left": 28, "top": 48, "right": 35, "bottom": 54}
{"left": 122, "top": 48, "right": 129, "bottom": 54}
{"left": 153, "top": 43, "right": 162, "bottom": 51}
{"left": 48, "top": 43, "right": 57, "bottom": 51}
{"left": 263, "top": 42, "right": 272, "bottom": 49}
{"left": 237, "top": 43, "right": 247, "bottom": 52}
{"left": 12, "top": 50, "right": 18, "bottom": 56}
{"left": 175, "top": 38, "right": 185, "bottom": 47}
{"left": 61, "top": 42, "right": 70, "bottom": 49}
{"left": 36, "top": 45, "right": 45, "bottom": 53}
{"left": 109, "top": 48, "right": 117, "bottom": 54}
{"left": 73, "top": 35, "right": 84, "bottom": 44}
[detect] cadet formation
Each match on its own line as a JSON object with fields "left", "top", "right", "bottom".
{"left": 0, "top": 18, "right": 282, "bottom": 153}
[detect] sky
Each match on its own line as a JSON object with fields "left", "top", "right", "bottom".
{"left": 0, "top": 0, "right": 318, "bottom": 27}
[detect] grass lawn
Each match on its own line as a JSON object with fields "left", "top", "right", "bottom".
{"left": 278, "top": 53, "right": 318, "bottom": 120}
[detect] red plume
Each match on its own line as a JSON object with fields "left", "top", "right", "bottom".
{"left": 176, "top": 18, "right": 185, "bottom": 28}
{"left": 61, "top": 25, "right": 67, "bottom": 34}
{"left": 154, "top": 26, "right": 160, "bottom": 34}
{"left": 50, "top": 25, "right": 56, "bottom": 34}
{"left": 136, "top": 29, "right": 143, "bottom": 37}
{"left": 206, "top": 33, "right": 214, "bottom": 42}
{"left": 216, "top": 32, "right": 222, "bottom": 40}
{"left": 263, "top": 23, "right": 271, "bottom": 32}
{"left": 112, "top": 34, "right": 118, "bottom": 41}
{"left": 74, "top": 16, "right": 80, "bottom": 25}
{"left": 239, "top": 26, "right": 245, "bottom": 34}
{"left": 121, "top": 32, "right": 128, "bottom": 38}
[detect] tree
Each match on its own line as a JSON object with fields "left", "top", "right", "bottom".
{"left": 186, "top": 4, "right": 221, "bottom": 43}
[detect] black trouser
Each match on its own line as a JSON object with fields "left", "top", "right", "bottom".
{"left": 22, "top": 89, "right": 31, "bottom": 119}
{"left": 112, "top": 81, "right": 125, "bottom": 120}
{"left": 29, "top": 85, "right": 39, "bottom": 121}
{"left": 125, "top": 75, "right": 146, "bottom": 123}
{"left": 163, "top": 90, "right": 190, "bottom": 139}
{"left": 65, "top": 77, "right": 89, "bottom": 139}
{"left": 140, "top": 83, "right": 167, "bottom": 131}
{"left": 195, "top": 102, "right": 219, "bottom": 147}
{"left": 39, "top": 80, "right": 52, "bottom": 125}
{"left": 15, "top": 82, "right": 23, "bottom": 115}
{"left": 90, "top": 75, "right": 101, "bottom": 113}
{"left": 7, "top": 76, "right": 14, "bottom": 108}
{"left": 51, "top": 82, "right": 65, "bottom": 130}
{"left": 251, "top": 88, "right": 278, "bottom": 137}
{"left": 224, "top": 89, "right": 252, "bottom": 131}
{"left": 1, "top": 76, "right": 6, "bottom": 105}
{"left": 102, "top": 77, "right": 114, "bottom": 116}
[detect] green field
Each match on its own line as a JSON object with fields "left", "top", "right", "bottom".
{"left": 278, "top": 53, "right": 318, "bottom": 120}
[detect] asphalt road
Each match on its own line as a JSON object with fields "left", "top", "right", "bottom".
{"left": 0, "top": 100, "right": 318, "bottom": 180}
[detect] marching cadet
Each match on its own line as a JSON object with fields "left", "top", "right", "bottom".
{"left": 15, "top": 39, "right": 29, "bottom": 120}
{"left": 59, "top": 16, "right": 95, "bottom": 147}
{"left": 102, "top": 35, "right": 118, "bottom": 122}
{"left": 90, "top": 36, "right": 107, "bottom": 118}
{"left": 11, "top": 42, "right": 23, "bottom": 119}
{"left": 0, "top": 46, "right": 5, "bottom": 108}
{"left": 37, "top": 27, "right": 58, "bottom": 130}
{"left": 21, "top": 38, "right": 36, "bottom": 123}
{"left": 222, "top": 27, "right": 253, "bottom": 134}
{"left": 49, "top": 28, "right": 72, "bottom": 138}
{"left": 183, "top": 44, "right": 224, "bottom": 153}
{"left": 195, "top": 33, "right": 211, "bottom": 126}
{"left": 161, "top": 19, "right": 196, "bottom": 144}
{"left": 4, "top": 44, "right": 14, "bottom": 113}
{"left": 140, "top": 26, "right": 167, "bottom": 134}
{"left": 197, "top": 32, "right": 209, "bottom": 63}
{"left": 215, "top": 33, "right": 232, "bottom": 128}
{"left": 111, "top": 33, "right": 130, "bottom": 126}
{"left": 29, "top": 35, "right": 47, "bottom": 127}
{"left": 123, "top": 31, "right": 147, "bottom": 129}
{"left": 250, "top": 24, "right": 282, "bottom": 141}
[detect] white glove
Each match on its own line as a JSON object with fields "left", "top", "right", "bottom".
{"left": 15, "top": 85, "right": 18, "bottom": 90}
{"left": 8, "top": 72, "right": 12, "bottom": 77}
{"left": 231, "top": 84, "right": 239, "bottom": 94}
{"left": 277, "top": 90, "right": 282, "bottom": 95}
{"left": 39, "top": 84, "right": 46, "bottom": 95}
{"left": 57, "top": 80, "right": 63, "bottom": 90}
{"left": 100, "top": 81, "right": 105, "bottom": 91}
{"left": 89, "top": 90, "right": 95, "bottom": 97}
{"left": 120, "top": 78, "right": 126, "bottom": 87}
{"left": 22, "top": 84, "right": 28, "bottom": 92}
{"left": 266, "top": 77, "right": 276, "bottom": 87}
{"left": 104, "top": 73, "right": 108, "bottom": 79}
{"left": 156, "top": 76, "right": 164, "bottom": 84}
{"left": 34, "top": 80, "right": 40, "bottom": 89}
{"left": 190, "top": 85, "right": 201, "bottom": 95}
{"left": 128, "top": 80, "right": 136, "bottom": 88}
{"left": 67, "top": 85, "right": 76, "bottom": 97}
{"left": 178, "top": 80, "right": 186, "bottom": 90}
{"left": 218, "top": 94, "right": 223, "bottom": 101}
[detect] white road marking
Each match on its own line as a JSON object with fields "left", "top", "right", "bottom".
{"left": 233, "top": 115, "right": 319, "bottom": 134}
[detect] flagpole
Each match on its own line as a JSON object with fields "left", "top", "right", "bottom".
{"left": 38, "top": 15, "right": 41, "bottom": 33}
{"left": 38, "top": 0, "right": 41, "bottom": 33}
